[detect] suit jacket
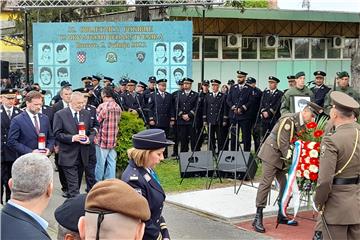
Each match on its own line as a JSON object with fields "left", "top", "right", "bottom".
{"left": 226, "top": 84, "right": 254, "bottom": 122}
{"left": 174, "top": 90, "right": 199, "bottom": 126}
{"left": 259, "top": 89, "right": 283, "bottom": 123}
{"left": 202, "top": 92, "right": 227, "bottom": 125}
{"left": 1, "top": 106, "right": 22, "bottom": 162}
{"left": 7, "top": 111, "right": 55, "bottom": 156}
{"left": 122, "top": 160, "right": 169, "bottom": 240}
{"left": 1, "top": 203, "right": 51, "bottom": 240}
{"left": 147, "top": 91, "right": 175, "bottom": 128}
{"left": 53, "top": 108, "right": 96, "bottom": 167}
{"left": 52, "top": 100, "right": 65, "bottom": 114}
{"left": 314, "top": 122, "right": 360, "bottom": 225}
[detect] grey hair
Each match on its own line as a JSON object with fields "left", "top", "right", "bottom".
{"left": 11, "top": 153, "right": 53, "bottom": 201}
{"left": 70, "top": 91, "right": 85, "bottom": 102}
{"left": 57, "top": 224, "right": 80, "bottom": 240}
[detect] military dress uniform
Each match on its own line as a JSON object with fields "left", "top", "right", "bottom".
{"left": 195, "top": 82, "right": 209, "bottom": 151}
{"left": 175, "top": 79, "right": 199, "bottom": 152}
{"left": 226, "top": 82, "right": 254, "bottom": 151}
{"left": 314, "top": 91, "right": 360, "bottom": 240}
{"left": 324, "top": 86, "right": 360, "bottom": 113}
{"left": 202, "top": 84, "right": 227, "bottom": 153}
{"left": 1, "top": 101, "right": 22, "bottom": 204}
{"left": 311, "top": 84, "right": 331, "bottom": 107}
{"left": 121, "top": 91, "right": 146, "bottom": 122}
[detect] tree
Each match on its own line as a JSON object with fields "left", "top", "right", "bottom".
{"left": 350, "top": 35, "right": 360, "bottom": 91}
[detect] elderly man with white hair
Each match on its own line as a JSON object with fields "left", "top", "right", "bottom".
{"left": 1, "top": 153, "right": 53, "bottom": 239}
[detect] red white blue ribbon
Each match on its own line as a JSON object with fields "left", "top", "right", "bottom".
{"left": 280, "top": 140, "right": 302, "bottom": 222}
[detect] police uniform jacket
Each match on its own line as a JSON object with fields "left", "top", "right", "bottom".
{"left": 202, "top": 92, "right": 226, "bottom": 125}
{"left": 314, "top": 122, "right": 360, "bottom": 225}
{"left": 122, "top": 160, "right": 170, "bottom": 240}
{"left": 257, "top": 112, "right": 306, "bottom": 169}
{"left": 87, "top": 94, "right": 101, "bottom": 108}
{"left": 196, "top": 91, "right": 208, "bottom": 125}
{"left": 226, "top": 83, "right": 254, "bottom": 122}
{"left": 144, "top": 88, "right": 155, "bottom": 105}
{"left": 121, "top": 92, "right": 145, "bottom": 114}
{"left": 1, "top": 105, "right": 22, "bottom": 162}
{"left": 260, "top": 89, "right": 283, "bottom": 122}
{"left": 324, "top": 86, "right": 360, "bottom": 113}
{"left": 310, "top": 84, "right": 331, "bottom": 107}
{"left": 280, "top": 86, "right": 314, "bottom": 115}
{"left": 93, "top": 85, "right": 102, "bottom": 102}
{"left": 147, "top": 91, "right": 175, "bottom": 128}
{"left": 175, "top": 90, "right": 199, "bottom": 126}
{"left": 249, "top": 86, "right": 262, "bottom": 121}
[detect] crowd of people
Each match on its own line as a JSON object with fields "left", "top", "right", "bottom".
{"left": 1, "top": 69, "right": 359, "bottom": 240}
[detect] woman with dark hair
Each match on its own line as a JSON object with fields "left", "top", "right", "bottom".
{"left": 122, "top": 129, "right": 174, "bottom": 240}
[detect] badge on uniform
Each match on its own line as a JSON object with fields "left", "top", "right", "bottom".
{"left": 14, "top": 110, "right": 19, "bottom": 114}
{"left": 130, "top": 175, "right": 138, "bottom": 181}
{"left": 144, "top": 173, "right": 151, "bottom": 182}
{"left": 320, "top": 145, "right": 326, "bottom": 158}
{"left": 284, "top": 124, "right": 291, "bottom": 131}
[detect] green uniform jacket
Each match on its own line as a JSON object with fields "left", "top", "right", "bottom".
{"left": 280, "top": 86, "right": 314, "bottom": 115}
{"left": 323, "top": 86, "right": 360, "bottom": 114}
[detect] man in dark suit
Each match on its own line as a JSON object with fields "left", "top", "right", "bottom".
{"left": 7, "top": 91, "right": 54, "bottom": 156}
{"left": 52, "top": 85, "right": 72, "bottom": 196}
{"left": 53, "top": 91, "right": 97, "bottom": 197}
{"left": 1, "top": 153, "right": 53, "bottom": 240}
{"left": 1, "top": 89, "right": 22, "bottom": 204}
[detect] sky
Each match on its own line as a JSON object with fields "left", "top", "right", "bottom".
{"left": 277, "top": 0, "right": 360, "bottom": 13}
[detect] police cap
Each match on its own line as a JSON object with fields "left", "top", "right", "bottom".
{"left": 182, "top": 77, "right": 193, "bottom": 83}
{"left": 127, "top": 79, "right": 138, "bottom": 85}
{"left": 236, "top": 71, "right": 248, "bottom": 76}
{"left": 132, "top": 129, "right": 174, "bottom": 150}
{"left": 148, "top": 76, "right": 156, "bottom": 83}
{"left": 92, "top": 75, "right": 102, "bottom": 81}
{"left": 210, "top": 79, "right": 221, "bottom": 85}
{"left": 103, "top": 76, "right": 114, "bottom": 82}
{"left": 156, "top": 79, "right": 167, "bottom": 84}
{"left": 202, "top": 80, "right": 210, "bottom": 86}
{"left": 268, "top": 76, "right": 280, "bottom": 83}
{"left": 330, "top": 91, "right": 360, "bottom": 113}
{"left": 246, "top": 77, "right": 256, "bottom": 84}
{"left": 227, "top": 79, "right": 235, "bottom": 85}
{"left": 287, "top": 75, "right": 296, "bottom": 81}
{"left": 313, "top": 71, "right": 326, "bottom": 77}
{"left": 0, "top": 88, "right": 18, "bottom": 98}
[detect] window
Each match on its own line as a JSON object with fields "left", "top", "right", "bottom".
{"left": 278, "top": 38, "right": 292, "bottom": 58}
{"left": 192, "top": 36, "right": 200, "bottom": 59}
{"left": 343, "top": 38, "right": 357, "bottom": 59}
{"left": 222, "top": 36, "right": 239, "bottom": 59}
{"left": 204, "top": 37, "right": 219, "bottom": 58}
{"left": 242, "top": 37, "right": 257, "bottom": 59}
{"left": 260, "top": 37, "right": 275, "bottom": 59}
{"left": 311, "top": 38, "right": 325, "bottom": 58}
{"left": 294, "top": 38, "right": 309, "bottom": 59}
{"left": 327, "top": 39, "right": 340, "bottom": 58}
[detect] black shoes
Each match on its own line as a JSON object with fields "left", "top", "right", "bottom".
{"left": 252, "top": 207, "right": 266, "bottom": 233}
{"left": 277, "top": 213, "right": 298, "bottom": 226}
{"left": 313, "top": 231, "right": 323, "bottom": 240}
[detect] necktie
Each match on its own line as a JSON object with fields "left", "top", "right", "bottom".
{"left": 161, "top": 92, "right": 165, "bottom": 99}
{"left": 150, "top": 169, "right": 160, "bottom": 186}
{"left": 6, "top": 110, "right": 11, "bottom": 119}
{"left": 33, "top": 115, "right": 40, "bottom": 134}
{"left": 74, "top": 112, "right": 79, "bottom": 125}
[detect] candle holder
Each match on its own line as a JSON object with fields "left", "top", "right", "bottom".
{"left": 38, "top": 133, "right": 47, "bottom": 153}
{"left": 78, "top": 122, "right": 87, "bottom": 142}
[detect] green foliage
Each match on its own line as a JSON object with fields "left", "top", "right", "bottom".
{"left": 115, "top": 112, "right": 145, "bottom": 172}
{"left": 243, "top": 0, "right": 269, "bottom": 8}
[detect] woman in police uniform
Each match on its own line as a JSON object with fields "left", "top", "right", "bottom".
{"left": 122, "top": 129, "right": 174, "bottom": 240}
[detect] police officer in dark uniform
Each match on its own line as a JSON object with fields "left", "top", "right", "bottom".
{"left": 226, "top": 70, "right": 254, "bottom": 151}
{"left": 195, "top": 80, "right": 210, "bottom": 151}
{"left": 143, "top": 76, "right": 156, "bottom": 105}
{"left": 136, "top": 81, "right": 148, "bottom": 95}
{"left": 122, "top": 79, "right": 146, "bottom": 123}
{"left": 83, "top": 75, "right": 100, "bottom": 107}
{"left": 1, "top": 89, "right": 22, "bottom": 204}
{"left": 91, "top": 75, "right": 102, "bottom": 107}
{"left": 202, "top": 79, "right": 227, "bottom": 153}
{"left": 147, "top": 79, "right": 175, "bottom": 158}
{"left": 284, "top": 75, "right": 296, "bottom": 94}
{"left": 122, "top": 129, "right": 174, "bottom": 240}
{"left": 171, "top": 80, "right": 184, "bottom": 157}
{"left": 310, "top": 71, "right": 331, "bottom": 107}
{"left": 259, "top": 76, "right": 283, "bottom": 141}
{"left": 246, "top": 77, "right": 262, "bottom": 152}
{"left": 175, "top": 78, "right": 199, "bottom": 152}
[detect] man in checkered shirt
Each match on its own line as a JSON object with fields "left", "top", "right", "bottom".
{"left": 94, "top": 86, "right": 122, "bottom": 181}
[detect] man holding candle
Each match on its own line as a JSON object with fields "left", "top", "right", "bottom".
{"left": 53, "top": 91, "right": 98, "bottom": 198}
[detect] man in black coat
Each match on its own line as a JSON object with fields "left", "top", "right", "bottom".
{"left": 310, "top": 71, "right": 331, "bottom": 107}
{"left": 1, "top": 89, "right": 22, "bottom": 204}
{"left": 175, "top": 78, "right": 199, "bottom": 152}
{"left": 53, "top": 91, "right": 97, "bottom": 197}
{"left": 226, "top": 71, "right": 254, "bottom": 151}
{"left": 121, "top": 79, "right": 146, "bottom": 123}
{"left": 1, "top": 153, "right": 53, "bottom": 240}
{"left": 195, "top": 80, "right": 209, "bottom": 151}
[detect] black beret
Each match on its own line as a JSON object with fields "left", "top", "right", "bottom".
{"left": 236, "top": 71, "right": 248, "bottom": 76}
{"left": 182, "top": 77, "right": 193, "bottom": 83}
{"left": 156, "top": 79, "right": 167, "bottom": 84}
{"left": 103, "top": 76, "right": 114, "bottom": 82}
{"left": 295, "top": 71, "right": 305, "bottom": 78}
{"left": 133, "top": 129, "right": 174, "bottom": 150}
{"left": 92, "top": 75, "right": 102, "bottom": 81}
{"left": 268, "top": 76, "right": 280, "bottom": 83}
{"left": 313, "top": 71, "right": 326, "bottom": 77}
{"left": 227, "top": 79, "right": 235, "bottom": 85}
{"left": 202, "top": 80, "right": 210, "bottom": 86}
{"left": 148, "top": 76, "right": 156, "bottom": 83}
{"left": 210, "top": 79, "right": 221, "bottom": 85}
{"left": 54, "top": 194, "right": 86, "bottom": 233}
{"left": 246, "top": 77, "right": 256, "bottom": 84}
{"left": 127, "top": 79, "right": 138, "bottom": 85}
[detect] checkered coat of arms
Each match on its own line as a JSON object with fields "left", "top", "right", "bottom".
{"left": 77, "top": 51, "right": 86, "bottom": 63}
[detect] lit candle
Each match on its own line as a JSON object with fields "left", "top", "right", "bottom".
{"left": 38, "top": 133, "right": 46, "bottom": 150}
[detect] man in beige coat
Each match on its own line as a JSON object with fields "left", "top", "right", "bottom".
{"left": 314, "top": 91, "right": 360, "bottom": 240}
{"left": 253, "top": 101, "right": 322, "bottom": 233}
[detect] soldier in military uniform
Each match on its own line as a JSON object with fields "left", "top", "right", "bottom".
{"left": 203, "top": 79, "right": 227, "bottom": 153}
{"left": 121, "top": 79, "right": 146, "bottom": 123}
{"left": 91, "top": 75, "right": 102, "bottom": 107}
{"left": 171, "top": 80, "right": 184, "bottom": 157}
{"left": 253, "top": 101, "right": 322, "bottom": 233}
{"left": 283, "top": 75, "right": 296, "bottom": 94}
{"left": 259, "top": 76, "right": 283, "bottom": 142}
{"left": 81, "top": 76, "right": 92, "bottom": 87}
{"left": 280, "top": 71, "right": 314, "bottom": 115}
{"left": 143, "top": 76, "right": 156, "bottom": 105}
{"left": 195, "top": 80, "right": 210, "bottom": 151}
{"left": 103, "top": 76, "right": 114, "bottom": 88}
{"left": 175, "top": 78, "right": 199, "bottom": 152}
{"left": 136, "top": 81, "right": 147, "bottom": 95}
{"left": 310, "top": 71, "right": 331, "bottom": 107}
{"left": 226, "top": 70, "right": 254, "bottom": 151}
{"left": 82, "top": 76, "right": 100, "bottom": 107}
{"left": 324, "top": 71, "right": 360, "bottom": 114}
{"left": 0, "top": 89, "right": 22, "bottom": 204}
{"left": 314, "top": 91, "right": 360, "bottom": 240}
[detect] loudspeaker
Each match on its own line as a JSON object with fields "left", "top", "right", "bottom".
{"left": 179, "top": 151, "right": 214, "bottom": 178}
{"left": 1, "top": 60, "right": 9, "bottom": 79}
{"left": 217, "top": 151, "right": 257, "bottom": 180}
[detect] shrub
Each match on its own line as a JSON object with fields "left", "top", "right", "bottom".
{"left": 115, "top": 111, "right": 145, "bottom": 174}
